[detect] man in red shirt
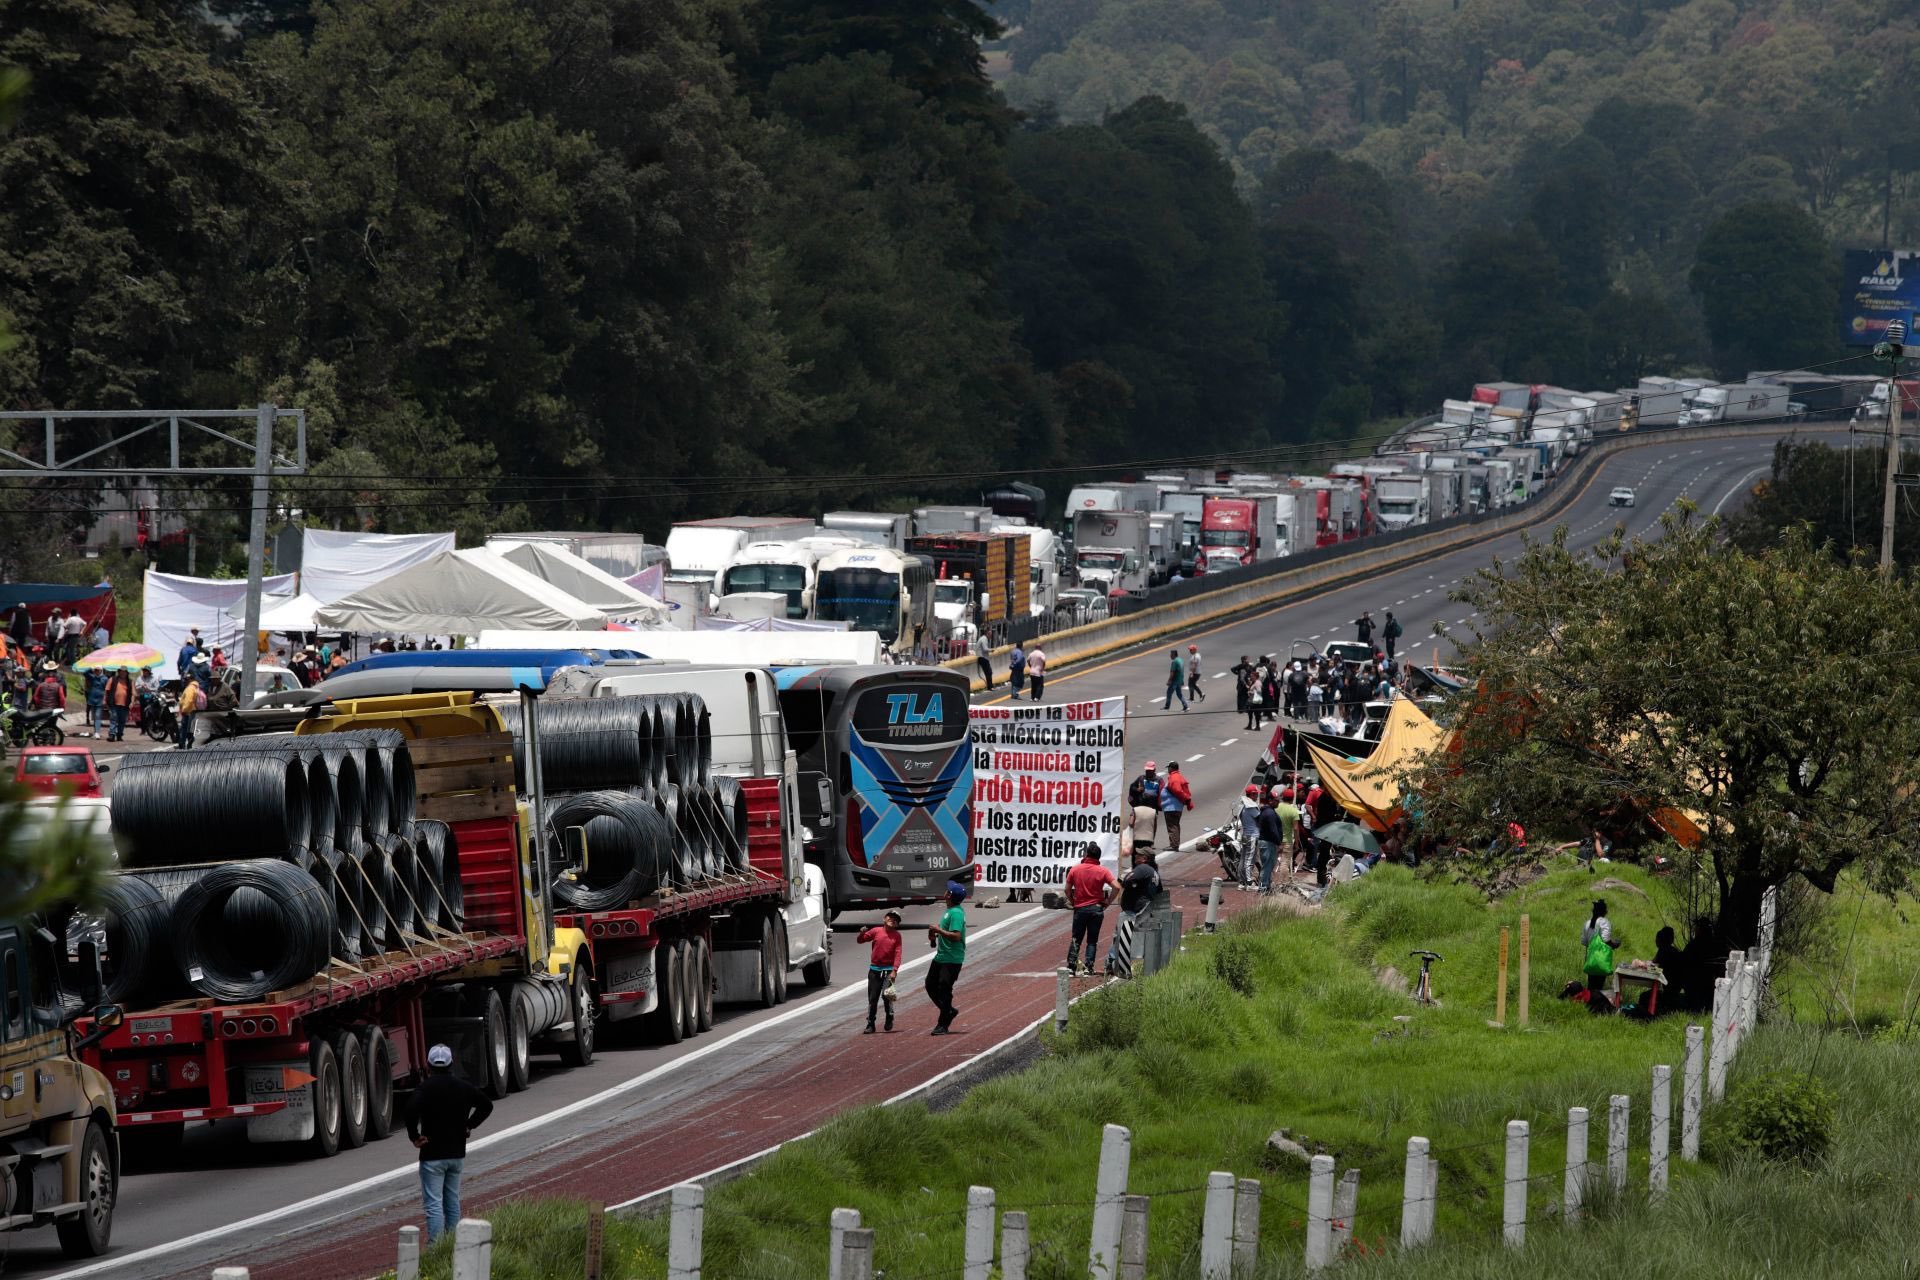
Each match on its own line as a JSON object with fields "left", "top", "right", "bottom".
{"left": 856, "top": 910, "right": 904, "bottom": 1034}
{"left": 1064, "top": 844, "right": 1120, "bottom": 976}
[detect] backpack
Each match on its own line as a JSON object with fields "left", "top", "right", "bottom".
{"left": 1385, "top": 618, "right": 1402, "bottom": 640}
{"left": 1583, "top": 931, "right": 1615, "bottom": 979}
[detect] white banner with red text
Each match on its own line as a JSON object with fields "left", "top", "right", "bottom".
{"left": 969, "top": 696, "right": 1126, "bottom": 894}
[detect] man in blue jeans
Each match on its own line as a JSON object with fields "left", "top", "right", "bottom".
{"left": 1255, "top": 793, "right": 1286, "bottom": 893}
{"left": 406, "top": 1043, "right": 494, "bottom": 1243}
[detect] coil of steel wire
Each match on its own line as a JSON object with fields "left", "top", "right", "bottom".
{"left": 88, "top": 877, "right": 170, "bottom": 1003}
{"left": 203, "top": 735, "right": 338, "bottom": 851}
{"left": 496, "top": 697, "right": 665, "bottom": 795}
{"left": 311, "top": 844, "right": 363, "bottom": 960}
{"left": 170, "top": 859, "right": 335, "bottom": 1001}
{"left": 549, "top": 790, "right": 670, "bottom": 910}
{"left": 351, "top": 842, "right": 393, "bottom": 957}
{"left": 677, "top": 693, "right": 712, "bottom": 788}
{"left": 325, "top": 728, "right": 416, "bottom": 838}
{"left": 311, "top": 746, "right": 364, "bottom": 848}
{"left": 647, "top": 783, "right": 700, "bottom": 886}
{"left": 413, "top": 820, "right": 465, "bottom": 932}
{"left": 684, "top": 784, "right": 724, "bottom": 879}
{"left": 709, "top": 776, "right": 751, "bottom": 873}
{"left": 111, "top": 753, "right": 311, "bottom": 866}
{"left": 379, "top": 833, "right": 419, "bottom": 947}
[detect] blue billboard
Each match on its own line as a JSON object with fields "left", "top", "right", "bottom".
{"left": 1841, "top": 249, "right": 1920, "bottom": 346}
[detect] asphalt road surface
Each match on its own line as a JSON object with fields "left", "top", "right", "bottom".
{"left": 28, "top": 428, "right": 1824, "bottom": 1279}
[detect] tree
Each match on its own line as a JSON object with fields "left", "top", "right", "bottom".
{"left": 1436, "top": 223, "right": 1588, "bottom": 388}
{"left": 1586, "top": 289, "right": 1694, "bottom": 387}
{"left": 1690, "top": 201, "right": 1839, "bottom": 377}
{"left": 1724, "top": 438, "right": 1920, "bottom": 571}
{"left": 1412, "top": 512, "right": 1920, "bottom": 949}
{"left": 1526, "top": 136, "right": 1618, "bottom": 308}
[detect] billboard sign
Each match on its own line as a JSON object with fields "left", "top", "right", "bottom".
{"left": 968, "top": 697, "right": 1126, "bottom": 893}
{"left": 1841, "top": 249, "right": 1920, "bottom": 346}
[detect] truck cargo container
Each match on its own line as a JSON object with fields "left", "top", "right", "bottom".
{"left": 911, "top": 506, "right": 992, "bottom": 537}
{"left": 1069, "top": 510, "right": 1151, "bottom": 596}
{"left": 1439, "top": 399, "right": 1490, "bottom": 430}
{"left": 666, "top": 518, "right": 815, "bottom": 594}
{"left": 821, "top": 511, "right": 910, "bottom": 550}
{"left": 1063, "top": 483, "right": 1156, "bottom": 518}
{"left": 1197, "top": 494, "right": 1281, "bottom": 571}
{"left": 982, "top": 482, "right": 1047, "bottom": 526}
{"left": 1750, "top": 371, "right": 1878, "bottom": 420}
{"left": 1158, "top": 492, "right": 1205, "bottom": 573}
{"left": 1471, "top": 382, "right": 1537, "bottom": 411}
{"left": 991, "top": 524, "right": 1060, "bottom": 618}
{"left": 1146, "top": 512, "right": 1178, "bottom": 586}
{"left": 1625, "top": 376, "right": 1711, "bottom": 428}
{"left": 905, "top": 531, "right": 1033, "bottom": 626}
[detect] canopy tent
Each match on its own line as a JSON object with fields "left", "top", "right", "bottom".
{"left": 226, "top": 591, "right": 329, "bottom": 634}
{"left": 490, "top": 540, "right": 668, "bottom": 628}
{"left": 313, "top": 548, "right": 611, "bottom": 635}
{"left": 299, "top": 529, "right": 455, "bottom": 604}
{"left": 1306, "top": 699, "right": 1452, "bottom": 831}
{"left": 144, "top": 569, "right": 299, "bottom": 663}
{"left": 0, "top": 584, "right": 117, "bottom": 645}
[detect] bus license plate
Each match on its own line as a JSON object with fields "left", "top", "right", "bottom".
{"left": 909, "top": 877, "right": 928, "bottom": 889}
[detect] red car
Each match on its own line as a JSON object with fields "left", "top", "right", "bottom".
{"left": 14, "top": 746, "right": 109, "bottom": 798}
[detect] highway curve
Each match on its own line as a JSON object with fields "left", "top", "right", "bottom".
{"left": 36, "top": 427, "right": 1823, "bottom": 1280}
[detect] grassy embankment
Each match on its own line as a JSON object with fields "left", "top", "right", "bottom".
{"left": 405, "top": 863, "right": 1917, "bottom": 1279}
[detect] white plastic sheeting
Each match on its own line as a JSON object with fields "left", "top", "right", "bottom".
{"left": 474, "top": 627, "right": 885, "bottom": 666}
{"left": 313, "top": 548, "right": 611, "bottom": 635}
{"left": 143, "top": 569, "right": 298, "bottom": 663}
{"left": 299, "top": 529, "right": 455, "bottom": 604}
{"left": 225, "top": 591, "right": 328, "bottom": 634}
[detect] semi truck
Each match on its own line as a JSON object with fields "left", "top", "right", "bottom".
{"left": 820, "top": 511, "right": 910, "bottom": 550}
{"left": 79, "top": 674, "right": 825, "bottom": 1167}
{"left": 1677, "top": 382, "right": 1789, "bottom": 426}
{"left": 1069, "top": 510, "right": 1151, "bottom": 596}
{"left": 905, "top": 531, "right": 1033, "bottom": 628}
{"left": 1751, "top": 371, "right": 1877, "bottom": 420}
{"left": 666, "top": 517, "right": 815, "bottom": 596}
{"left": 1374, "top": 474, "right": 1429, "bottom": 530}
{"left": 1852, "top": 378, "right": 1920, "bottom": 423}
{"left": 1063, "top": 483, "right": 1156, "bottom": 519}
{"left": 1196, "top": 494, "right": 1281, "bottom": 572}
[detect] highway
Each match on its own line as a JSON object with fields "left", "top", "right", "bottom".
{"left": 32, "top": 428, "right": 1816, "bottom": 1279}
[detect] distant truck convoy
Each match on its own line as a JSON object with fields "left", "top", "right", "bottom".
{"left": 1678, "top": 382, "right": 1790, "bottom": 426}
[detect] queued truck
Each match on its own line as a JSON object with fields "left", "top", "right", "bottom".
{"left": 820, "top": 511, "right": 910, "bottom": 550}
{"left": 666, "top": 517, "right": 815, "bottom": 601}
{"left": 1677, "top": 382, "right": 1790, "bottom": 426}
{"left": 77, "top": 661, "right": 834, "bottom": 1167}
{"left": 1068, "top": 509, "right": 1151, "bottom": 597}
{"left": 1197, "top": 494, "right": 1281, "bottom": 572}
{"left": 905, "top": 530, "right": 1034, "bottom": 637}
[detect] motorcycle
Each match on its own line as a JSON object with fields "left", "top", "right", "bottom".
{"left": 1, "top": 703, "right": 66, "bottom": 749}
{"left": 1205, "top": 803, "right": 1248, "bottom": 884}
{"left": 140, "top": 690, "right": 179, "bottom": 743}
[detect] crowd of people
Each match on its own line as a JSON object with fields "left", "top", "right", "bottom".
{"left": 1226, "top": 616, "right": 1414, "bottom": 734}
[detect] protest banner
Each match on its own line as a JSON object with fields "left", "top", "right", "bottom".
{"left": 969, "top": 696, "right": 1126, "bottom": 892}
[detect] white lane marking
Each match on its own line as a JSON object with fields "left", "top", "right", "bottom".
{"left": 1710, "top": 466, "right": 1769, "bottom": 517}
{"left": 1219, "top": 738, "right": 1238, "bottom": 748}
{"left": 50, "top": 910, "right": 1044, "bottom": 1279}
{"left": 1187, "top": 754, "right": 1205, "bottom": 763}
{"left": 1211, "top": 671, "right": 1228, "bottom": 679}
{"left": 1411, "top": 642, "right": 1425, "bottom": 649}
{"left": 1308, "top": 634, "right": 1321, "bottom": 641}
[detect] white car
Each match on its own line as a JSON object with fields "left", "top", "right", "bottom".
{"left": 1609, "top": 486, "right": 1636, "bottom": 508}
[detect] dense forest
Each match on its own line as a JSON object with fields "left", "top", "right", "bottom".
{"left": 0, "top": 0, "right": 1912, "bottom": 566}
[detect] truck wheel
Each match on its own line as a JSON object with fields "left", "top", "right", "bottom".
{"left": 309, "top": 1037, "right": 343, "bottom": 1157}
{"left": 772, "top": 919, "right": 790, "bottom": 1004}
{"left": 328, "top": 1028, "right": 369, "bottom": 1150}
{"left": 479, "top": 988, "right": 510, "bottom": 1100}
{"left": 556, "top": 964, "right": 596, "bottom": 1068}
{"left": 55, "top": 1120, "right": 115, "bottom": 1258}
{"left": 802, "top": 931, "right": 832, "bottom": 989}
{"left": 675, "top": 939, "right": 698, "bottom": 1041}
{"left": 694, "top": 937, "right": 714, "bottom": 1032}
{"left": 758, "top": 919, "right": 779, "bottom": 1008}
{"left": 361, "top": 1026, "right": 395, "bottom": 1140}
{"left": 506, "top": 989, "right": 532, "bottom": 1092}
{"left": 652, "top": 942, "right": 686, "bottom": 1045}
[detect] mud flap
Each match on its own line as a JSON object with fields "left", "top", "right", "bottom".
{"left": 242, "top": 1062, "right": 315, "bottom": 1144}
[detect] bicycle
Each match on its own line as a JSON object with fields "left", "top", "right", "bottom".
{"left": 1409, "top": 950, "right": 1443, "bottom": 1005}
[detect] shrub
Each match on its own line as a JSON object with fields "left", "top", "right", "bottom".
{"left": 1211, "top": 935, "right": 1257, "bottom": 996}
{"left": 1720, "top": 1071, "right": 1836, "bottom": 1166}
{"left": 1060, "top": 979, "right": 1144, "bottom": 1054}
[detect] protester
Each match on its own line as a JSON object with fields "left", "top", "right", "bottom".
{"left": 1064, "top": 845, "right": 1119, "bottom": 976}
{"left": 925, "top": 882, "right": 968, "bottom": 1034}
{"left": 1106, "top": 845, "right": 1161, "bottom": 978}
{"left": 1009, "top": 641, "right": 1026, "bottom": 696}
{"left": 83, "top": 669, "right": 105, "bottom": 739}
{"left": 1185, "top": 643, "right": 1205, "bottom": 703}
{"left": 176, "top": 629, "right": 202, "bottom": 678}
{"left": 1160, "top": 760, "right": 1193, "bottom": 850}
{"left": 1236, "top": 786, "right": 1262, "bottom": 889}
{"left": 1652, "top": 925, "right": 1686, "bottom": 1012}
{"left": 46, "top": 609, "right": 64, "bottom": 655}
{"left": 61, "top": 610, "right": 85, "bottom": 665}
{"left": 1128, "top": 762, "right": 1164, "bottom": 847}
{"left": 31, "top": 664, "right": 65, "bottom": 713}
{"left": 1255, "top": 793, "right": 1285, "bottom": 893}
{"left": 1353, "top": 610, "right": 1375, "bottom": 645}
{"left": 1275, "top": 788, "right": 1301, "bottom": 875}
{"left": 176, "top": 673, "right": 203, "bottom": 749}
{"left": 6, "top": 603, "right": 28, "bottom": 647}
{"left": 209, "top": 645, "right": 229, "bottom": 676}
{"left": 857, "top": 911, "right": 904, "bottom": 1034}
{"left": 1382, "top": 610, "right": 1403, "bottom": 662}
{"left": 1581, "top": 899, "right": 1619, "bottom": 1001}
{"left": 103, "top": 669, "right": 134, "bottom": 742}
{"left": 1162, "top": 648, "right": 1187, "bottom": 711}
{"left": 405, "top": 1043, "right": 494, "bottom": 1245}
{"left": 1025, "top": 646, "right": 1046, "bottom": 701}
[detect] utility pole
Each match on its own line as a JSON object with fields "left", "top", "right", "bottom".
{"left": 239, "top": 403, "right": 275, "bottom": 700}
{"left": 1879, "top": 320, "right": 1907, "bottom": 576}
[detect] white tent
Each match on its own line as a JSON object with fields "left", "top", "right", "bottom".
{"left": 300, "top": 529, "right": 455, "bottom": 604}
{"left": 491, "top": 540, "right": 669, "bottom": 627}
{"left": 226, "top": 591, "right": 328, "bottom": 634}
{"left": 695, "top": 615, "right": 849, "bottom": 633}
{"left": 144, "top": 569, "right": 299, "bottom": 663}
{"left": 314, "top": 548, "right": 612, "bottom": 635}
{"left": 475, "top": 627, "right": 885, "bottom": 666}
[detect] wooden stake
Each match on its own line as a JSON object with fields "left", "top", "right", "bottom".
{"left": 585, "top": 1203, "right": 606, "bottom": 1280}
{"left": 1517, "top": 915, "right": 1531, "bottom": 1028}
{"left": 1494, "top": 926, "right": 1510, "bottom": 1027}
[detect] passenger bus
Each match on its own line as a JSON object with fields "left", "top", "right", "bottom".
{"left": 773, "top": 664, "right": 973, "bottom": 912}
{"left": 812, "top": 546, "right": 935, "bottom": 655}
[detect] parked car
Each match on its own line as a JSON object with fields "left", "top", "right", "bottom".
{"left": 1055, "top": 587, "right": 1113, "bottom": 629}
{"left": 14, "top": 746, "right": 107, "bottom": 799}
{"left": 1609, "top": 486, "right": 1636, "bottom": 508}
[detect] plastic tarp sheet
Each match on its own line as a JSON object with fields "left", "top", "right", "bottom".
{"left": 1306, "top": 699, "right": 1450, "bottom": 830}
{"left": 299, "top": 529, "right": 455, "bottom": 604}
{"left": 225, "top": 591, "right": 328, "bottom": 634}
{"left": 694, "top": 615, "right": 850, "bottom": 632}
{"left": 0, "top": 584, "right": 117, "bottom": 645}
{"left": 143, "top": 570, "right": 298, "bottom": 661}
{"left": 313, "top": 548, "right": 611, "bottom": 635}
{"left": 491, "top": 540, "right": 668, "bottom": 627}
{"left": 474, "top": 627, "right": 886, "bottom": 666}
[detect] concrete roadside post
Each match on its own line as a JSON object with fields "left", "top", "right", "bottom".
{"left": 396, "top": 1226, "right": 421, "bottom": 1280}
{"left": 1651, "top": 1066, "right": 1672, "bottom": 1201}
{"left": 1200, "top": 1171, "right": 1235, "bottom": 1279}
{"left": 1708, "top": 979, "right": 1731, "bottom": 1101}
{"left": 1088, "top": 1124, "right": 1133, "bottom": 1278}
{"left": 1723, "top": 950, "right": 1748, "bottom": 1059}
{"left": 1400, "top": 1137, "right": 1430, "bottom": 1248}
{"left": 1502, "top": 1121, "right": 1528, "bottom": 1249}
{"left": 1056, "top": 967, "right": 1071, "bottom": 1032}
{"left": 1205, "top": 877, "right": 1223, "bottom": 931}
{"left": 452, "top": 1219, "right": 493, "bottom": 1280}
{"left": 1682, "top": 1025, "right": 1705, "bottom": 1160}
{"left": 963, "top": 1186, "right": 996, "bottom": 1280}
{"left": 1117, "top": 1195, "right": 1150, "bottom": 1280}
{"left": 1304, "top": 1155, "right": 1336, "bottom": 1273}
{"left": 1563, "top": 1107, "right": 1589, "bottom": 1225}
{"left": 1422, "top": 1157, "right": 1437, "bottom": 1241}
{"left": 1607, "top": 1095, "right": 1630, "bottom": 1194}
{"left": 668, "top": 1183, "right": 704, "bottom": 1280}
{"left": 1000, "top": 1211, "right": 1030, "bottom": 1280}
{"left": 829, "top": 1208, "right": 861, "bottom": 1280}
{"left": 1232, "top": 1177, "right": 1262, "bottom": 1275}
{"left": 839, "top": 1227, "right": 874, "bottom": 1280}
{"left": 1330, "top": 1168, "right": 1360, "bottom": 1256}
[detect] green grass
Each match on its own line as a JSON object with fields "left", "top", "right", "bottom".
{"left": 413, "top": 863, "right": 1807, "bottom": 1279}
{"left": 1770, "top": 879, "right": 1920, "bottom": 1035}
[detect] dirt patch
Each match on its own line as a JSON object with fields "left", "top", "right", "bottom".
{"left": 1591, "top": 876, "right": 1649, "bottom": 900}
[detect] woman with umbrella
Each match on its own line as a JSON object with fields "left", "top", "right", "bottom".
{"left": 74, "top": 643, "right": 167, "bottom": 742}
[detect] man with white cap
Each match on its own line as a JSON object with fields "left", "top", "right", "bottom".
{"left": 405, "top": 1043, "right": 494, "bottom": 1244}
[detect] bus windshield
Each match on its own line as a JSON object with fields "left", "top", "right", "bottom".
{"left": 721, "top": 563, "right": 808, "bottom": 616}
{"left": 816, "top": 568, "right": 902, "bottom": 639}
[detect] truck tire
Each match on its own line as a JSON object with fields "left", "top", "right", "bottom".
{"left": 328, "top": 1028, "right": 369, "bottom": 1150}
{"left": 479, "top": 988, "right": 510, "bottom": 1100}
{"left": 802, "top": 930, "right": 832, "bottom": 989}
{"left": 309, "top": 1037, "right": 343, "bottom": 1157}
{"left": 675, "top": 939, "right": 698, "bottom": 1041}
{"left": 556, "top": 963, "right": 596, "bottom": 1068}
{"left": 652, "top": 942, "right": 686, "bottom": 1045}
{"left": 694, "top": 937, "right": 714, "bottom": 1032}
{"left": 55, "top": 1121, "right": 115, "bottom": 1258}
{"left": 361, "top": 1026, "right": 395, "bottom": 1140}
{"left": 506, "top": 989, "right": 532, "bottom": 1092}
{"left": 757, "top": 918, "right": 778, "bottom": 1009}
{"left": 772, "top": 919, "right": 790, "bottom": 1004}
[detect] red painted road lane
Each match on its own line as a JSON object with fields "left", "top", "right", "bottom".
{"left": 230, "top": 868, "right": 1265, "bottom": 1280}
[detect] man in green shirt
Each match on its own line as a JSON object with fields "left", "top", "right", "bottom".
{"left": 925, "top": 881, "right": 968, "bottom": 1035}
